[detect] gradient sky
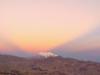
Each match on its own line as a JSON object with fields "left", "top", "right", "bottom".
{"left": 0, "top": 0, "right": 100, "bottom": 53}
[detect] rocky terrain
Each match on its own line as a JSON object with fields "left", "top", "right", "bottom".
{"left": 0, "top": 55, "right": 100, "bottom": 75}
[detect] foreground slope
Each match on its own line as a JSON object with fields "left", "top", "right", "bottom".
{"left": 0, "top": 55, "right": 100, "bottom": 75}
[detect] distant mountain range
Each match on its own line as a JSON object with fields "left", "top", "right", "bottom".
{"left": 0, "top": 26, "right": 100, "bottom": 62}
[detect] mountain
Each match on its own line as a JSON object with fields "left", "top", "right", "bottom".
{"left": 52, "top": 26, "right": 100, "bottom": 62}
{"left": 38, "top": 52, "right": 58, "bottom": 58}
{"left": 0, "top": 36, "right": 34, "bottom": 57}
{"left": 0, "top": 54, "right": 28, "bottom": 63}
{"left": 0, "top": 55, "right": 100, "bottom": 75}
{"left": 0, "top": 50, "right": 33, "bottom": 58}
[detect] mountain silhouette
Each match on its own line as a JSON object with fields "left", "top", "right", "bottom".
{"left": 0, "top": 36, "right": 33, "bottom": 57}
{"left": 52, "top": 26, "right": 100, "bottom": 62}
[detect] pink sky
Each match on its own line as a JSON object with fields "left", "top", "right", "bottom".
{"left": 0, "top": 0, "right": 100, "bottom": 53}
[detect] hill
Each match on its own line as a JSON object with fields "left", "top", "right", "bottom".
{"left": 0, "top": 55, "right": 100, "bottom": 75}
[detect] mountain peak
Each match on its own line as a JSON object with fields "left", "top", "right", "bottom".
{"left": 38, "top": 52, "right": 58, "bottom": 58}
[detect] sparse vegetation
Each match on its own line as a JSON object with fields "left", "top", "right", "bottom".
{"left": 0, "top": 55, "right": 100, "bottom": 75}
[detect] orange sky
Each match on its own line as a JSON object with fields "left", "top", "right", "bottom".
{"left": 0, "top": 0, "right": 100, "bottom": 53}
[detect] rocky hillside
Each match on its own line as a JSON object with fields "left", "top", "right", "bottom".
{"left": 0, "top": 55, "right": 100, "bottom": 75}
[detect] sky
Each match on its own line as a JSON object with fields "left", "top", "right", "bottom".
{"left": 0, "top": 0, "right": 100, "bottom": 54}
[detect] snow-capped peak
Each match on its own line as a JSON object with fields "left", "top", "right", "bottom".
{"left": 38, "top": 52, "right": 58, "bottom": 58}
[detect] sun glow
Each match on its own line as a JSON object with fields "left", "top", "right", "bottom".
{"left": 0, "top": 0, "right": 99, "bottom": 53}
